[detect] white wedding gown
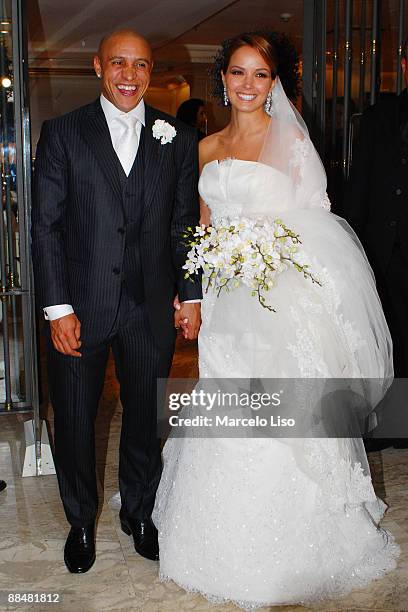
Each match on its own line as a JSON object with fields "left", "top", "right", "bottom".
{"left": 152, "top": 159, "right": 399, "bottom": 608}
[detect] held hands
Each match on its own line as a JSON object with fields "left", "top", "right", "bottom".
{"left": 174, "top": 296, "right": 201, "bottom": 340}
{"left": 50, "top": 313, "right": 82, "bottom": 357}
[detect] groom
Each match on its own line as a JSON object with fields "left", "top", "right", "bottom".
{"left": 32, "top": 29, "right": 202, "bottom": 573}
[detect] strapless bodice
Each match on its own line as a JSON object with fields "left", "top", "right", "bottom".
{"left": 198, "top": 159, "right": 295, "bottom": 220}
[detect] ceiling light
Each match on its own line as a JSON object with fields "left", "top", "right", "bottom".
{"left": 1, "top": 76, "right": 11, "bottom": 88}
{"left": 0, "top": 20, "right": 11, "bottom": 34}
{"left": 280, "top": 13, "right": 292, "bottom": 22}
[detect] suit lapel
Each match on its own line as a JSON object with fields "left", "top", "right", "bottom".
{"left": 81, "top": 99, "right": 123, "bottom": 202}
{"left": 81, "top": 101, "right": 167, "bottom": 211}
{"left": 144, "top": 105, "right": 166, "bottom": 212}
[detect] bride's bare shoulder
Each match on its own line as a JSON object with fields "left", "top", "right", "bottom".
{"left": 199, "top": 130, "right": 228, "bottom": 169}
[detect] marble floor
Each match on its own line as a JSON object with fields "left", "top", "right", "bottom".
{"left": 0, "top": 334, "right": 407, "bottom": 611}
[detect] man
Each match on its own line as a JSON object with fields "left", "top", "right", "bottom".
{"left": 32, "top": 30, "right": 202, "bottom": 574}
{"left": 345, "top": 40, "right": 408, "bottom": 449}
{"left": 176, "top": 98, "right": 207, "bottom": 140}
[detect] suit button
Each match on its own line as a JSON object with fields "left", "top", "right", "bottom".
{"left": 112, "top": 267, "right": 120, "bottom": 275}
{"left": 402, "top": 158, "right": 407, "bottom": 165}
{"left": 117, "top": 227, "right": 125, "bottom": 235}
{"left": 396, "top": 188, "right": 403, "bottom": 195}
{"left": 389, "top": 221, "right": 397, "bottom": 227}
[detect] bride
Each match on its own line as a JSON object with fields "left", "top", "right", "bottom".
{"left": 152, "top": 31, "right": 399, "bottom": 608}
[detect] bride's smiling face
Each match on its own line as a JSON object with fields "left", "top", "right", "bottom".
{"left": 222, "top": 45, "right": 275, "bottom": 113}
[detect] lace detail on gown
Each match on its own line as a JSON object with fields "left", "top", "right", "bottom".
{"left": 321, "top": 191, "right": 332, "bottom": 210}
{"left": 289, "top": 137, "right": 310, "bottom": 183}
{"left": 154, "top": 437, "right": 398, "bottom": 610}
{"left": 287, "top": 266, "right": 366, "bottom": 377}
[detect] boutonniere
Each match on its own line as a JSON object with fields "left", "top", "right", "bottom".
{"left": 152, "top": 119, "right": 177, "bottom": 145}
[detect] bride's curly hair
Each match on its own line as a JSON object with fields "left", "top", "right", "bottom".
{"left": 211, "top": 30, "right": 300, "bottom": 103}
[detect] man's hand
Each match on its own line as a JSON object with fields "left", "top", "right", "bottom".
{"left": 50, "top": 313, "right": 82, "bottom": 357}
{"left": 174, "top": 300, "right": 201, "bottom": 340}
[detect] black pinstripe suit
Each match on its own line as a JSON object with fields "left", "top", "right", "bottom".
{"left": 32, "top": 99, "right": 202, "bottom": 527}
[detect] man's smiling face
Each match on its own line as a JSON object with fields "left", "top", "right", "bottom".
{"left": 94, "top": 31, "right": 153, "bottom": 112}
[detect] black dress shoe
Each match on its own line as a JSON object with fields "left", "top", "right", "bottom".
{"left": 363, "top": 438, "right": 392, "bottom": 453}
{"left": 119, "top": 512, "right": 159, "bottom": 561}
{"left": 64, "top": 525, "right": 96, "bottom": 573}
{"left": 393, "top": 439, "right": 408, "bottom": 449}
{"left": 0, "top": 480, "right": 6, "bottom": 492}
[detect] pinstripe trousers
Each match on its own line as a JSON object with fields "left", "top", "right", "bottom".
{"left": 47, "top": 287, "right": 175, "bottom": 527}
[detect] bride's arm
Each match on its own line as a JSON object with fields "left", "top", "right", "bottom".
{"left": 199, "top": 137, "right": 212, "bottom": 226}
{"left": 199, "top": 197, "right": 211, "bottom": 227}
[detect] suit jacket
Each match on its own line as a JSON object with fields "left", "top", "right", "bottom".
{"left": 32, "top": 99, "right": 202, "bottom": 348}
{"left": 344, "top": 91, "right": 408, "bottom": 281}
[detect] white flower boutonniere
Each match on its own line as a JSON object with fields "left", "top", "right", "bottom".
{"left": 152, "top": 119, "right": 177, "bottom": 144}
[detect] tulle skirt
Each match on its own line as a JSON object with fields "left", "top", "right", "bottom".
{"left": 152, "top": 210, "right": 399, "bottom": 608}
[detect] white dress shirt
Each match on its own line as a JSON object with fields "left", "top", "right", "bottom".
{"left": 44, "top": 95, "right": 198, "bottom": 321}
{"left": 101, "top": 94, "right": 145, "bottom": 174}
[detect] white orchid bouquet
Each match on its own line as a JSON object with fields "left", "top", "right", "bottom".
{"left": 182, "top": 217, "right": 321, "bottom": 311}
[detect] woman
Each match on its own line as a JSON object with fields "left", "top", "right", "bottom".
{"left": 153, "top": 32, "right": 399, "bottom": 608}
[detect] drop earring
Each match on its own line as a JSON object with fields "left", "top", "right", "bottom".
{"left": 223, "top": 86, "right": 230, "bottom": 107}
{"left": 265, "top": 90, "right": 273, "bottom": 114}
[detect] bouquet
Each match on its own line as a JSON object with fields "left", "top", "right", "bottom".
{"left": 182, "top": 217, "right": 321, "bottom": 311}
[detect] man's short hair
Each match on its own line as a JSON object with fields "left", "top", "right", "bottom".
{"left": 97, "top": 29, "right": 151, "bottom": 58}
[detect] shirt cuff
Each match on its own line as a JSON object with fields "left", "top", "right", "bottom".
{"left": 182, "top": 299, "right": 201, "bottom": 304}
{"left": 44, "top": 304, "right": 74, "bottom": 321}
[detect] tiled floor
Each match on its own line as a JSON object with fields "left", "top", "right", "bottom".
{"left": 0, "top": 335, "right": 407, "bottom": 611}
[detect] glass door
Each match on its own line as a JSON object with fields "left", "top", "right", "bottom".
{"left": 0, "top": 0, "right": 38, "bottom": 415}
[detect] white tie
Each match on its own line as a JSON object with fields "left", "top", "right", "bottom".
{"left": 114, "top": 114, "right": 139, "bottom": 176}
